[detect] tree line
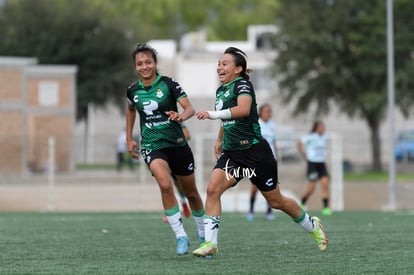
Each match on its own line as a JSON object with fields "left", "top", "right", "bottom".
{"left": 1, "top": 0, "right": 413, "bottom": 170}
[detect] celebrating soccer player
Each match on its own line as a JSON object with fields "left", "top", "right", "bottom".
{"left": 193, "top": 47, "right": 328, "bottom": 258}
{"left": 125, "top": 44, "right": 205, "bottom": 255}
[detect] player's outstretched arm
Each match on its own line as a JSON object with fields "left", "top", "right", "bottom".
{"left": 126, "top": 106, "right": 139, "bottom": 159}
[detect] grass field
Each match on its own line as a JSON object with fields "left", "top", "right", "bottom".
{"left": 0, "top": 211, "right": 413, "bottom": 274}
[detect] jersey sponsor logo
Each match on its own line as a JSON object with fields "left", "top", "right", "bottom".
{"left": 239, "top": 140, "right": 250, "bottom": 145}
{"left": 145, "top": 121, "right": 170, "bottom": 128}
{"left": 143, "top": 100, "right": 159, "bottom": 115}
{"left": 156, "top": 89, "right": 163, "bottom": 98}
{"left": 172, "top": 78, "right": 185, "bottom": 94}
{"left": 237, "top": 83, "right": 251, "bottom": 93}
{"left": 215, "top": 99, "right": 223, "bottom": 110}
{"left": 222, "top": 120, "right": 235, "bottom": 127}
{"left": 224, "top": 158, "right": 256, "bottom": 181}
{"left": 265, "top": 178, "right": 274, "bottom": 187}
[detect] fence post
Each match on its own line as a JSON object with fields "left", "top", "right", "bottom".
{"left": 48, "top": 136, "right": 55, "bottom": 211}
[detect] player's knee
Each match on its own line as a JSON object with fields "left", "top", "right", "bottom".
{"left": 187, "top": 194, "right": 200, "bottom": 205}
{"left": 268, "top": 200, "right": 282, "bottom": 209}
{"left": 206, "top": 184, "right": 221, "bottom": 199}
{"left": 158, "top": 179, "right": 173, "bottom": 194}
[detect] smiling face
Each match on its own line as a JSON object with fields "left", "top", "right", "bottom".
{"left": 217, "top": 53, "right": 242, "bottom": 84}
{"left": 134, "top": 51, "right": 157, "bottom": 85}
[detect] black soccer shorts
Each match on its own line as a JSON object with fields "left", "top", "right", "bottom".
{"left": 141, "top": 144, "right": 195, "bottom": 176}
{"left": 214, "top": 139, "right": 279, "bottom": 192}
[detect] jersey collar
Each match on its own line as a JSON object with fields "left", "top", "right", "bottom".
{"left": 223, "top": 76, "right": 243, "bottom": 88}
{"left": 138, "top": 74, "right": 162, "bottom": 89}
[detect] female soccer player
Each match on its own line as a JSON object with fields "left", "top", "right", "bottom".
{"left": 193, "top": 47, "right": 328, "bottom": 257}
{"left": 297, "top": 121, "right": 332, "bottom": 215}
{"left": 125, "top": 44, "right": 205, "bottom": 255}
{"left": 247, "top": 104, "right": 277, "bottom": 221}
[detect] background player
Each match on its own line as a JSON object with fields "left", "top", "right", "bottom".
{"left": 297, "top": 121, "right": 332, "bottom": 215}
{"left": 247, "top": 104, "right": 277, "bottom": 221}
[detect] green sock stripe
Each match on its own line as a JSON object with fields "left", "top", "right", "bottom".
{"left": 191, "top": 209, "right": 205, "bottom": 217}
{"left": 165, "top": 205, "right": 180, "bottom": 216}
{"left": 294, "top": 209, "right": 306, "bottom": 223}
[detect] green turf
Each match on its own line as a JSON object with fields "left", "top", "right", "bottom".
{"left": 344, "top": 171, "right": 414, "bottom": 182}
{"left": 0, "top": 211, "right": 413, "bottom": 274}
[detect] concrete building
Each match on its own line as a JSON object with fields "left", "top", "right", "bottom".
{"left": 77, "top": 25, "right": 413, "bottom": 168}
{"left": 0, "top": 57, "right": 77, "bottom": 174}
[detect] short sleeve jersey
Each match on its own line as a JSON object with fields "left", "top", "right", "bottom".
{"left": 126, "top": 74, "right": 187, "bottom": 150}
{"left": 259, "top": 118, "right": 276, "bottom": 156}
{"left": 215, "top": 77, "right": 262, "bottom": 151}
{"left": 300, "top": 133, "right": 328, "bottom": 163}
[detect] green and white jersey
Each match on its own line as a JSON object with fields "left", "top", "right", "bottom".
{"left": 126, "top": 74, "right": 187, "bottom": 150}
{"left": 215, "top": 77, "right": 262, "bottom": 151}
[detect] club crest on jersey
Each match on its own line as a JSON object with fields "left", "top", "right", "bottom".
{"left": 143, "top": 100, "right": 158, "bottom": 115}
{"left": 156, "top": 89, "right": 163, "bottom": 98}
{"left": 224, "top": 90, "right": 230, "bottom": 98}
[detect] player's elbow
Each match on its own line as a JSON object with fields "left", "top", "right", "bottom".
{"left": 185, "top": 105, "right": 195, "bottom": 117}
{"left": 232, "top": 107, "right": 250, "bottom": 118}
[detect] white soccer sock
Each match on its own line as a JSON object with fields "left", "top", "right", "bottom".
{"left": 166, "top": 209, "right": 187, "bottom": 239}
{"left": 294, "top": 209, "right": 315, "bottom": 232}
{"left": 204, "top": 215, "right": 220, "bottom": 245}
{"left": 192, "top": 209, "right": 206, "bottom": 238}
{"left": 193, "top": 216, "right": 205, "bottom": 238}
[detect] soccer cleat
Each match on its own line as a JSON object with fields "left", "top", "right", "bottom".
{"left": 176, "top": 236, "right": 189, "bottom": 255}
{"left": 182, "top": 202, "right": 191, "bottom": 218}
{"left": 246, "top": 212, "right": 254, "bottom": 222}
{"left": 310, "top": 216, "right": 328, "bottom": 251}
{"left": 266, "top": 213, "right": 276, "bottom": 221}
{"left": 322, "top": 207, "right": 333, "bottom": 216}
{"left": 192, "top": 241, "right": 218, "bottom": 257}
{"left": 196, "top": 231, "right": 205, "bottom": 245}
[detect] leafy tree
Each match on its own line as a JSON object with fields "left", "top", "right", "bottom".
{"left": 274, "top": 0, "right": 414, "bottom": 171}
{"left": 0, "top": 0, "right": 134, "bottom": 120}
{"left": 89, "top": 0, "right": 279, "bottom": 41}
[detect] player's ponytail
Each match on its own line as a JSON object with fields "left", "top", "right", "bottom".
{"left": 224, "top": 47, "right": 251, "bottom": 80}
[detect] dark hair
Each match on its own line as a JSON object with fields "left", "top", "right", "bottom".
{"left": 311, "top": 120, "right": 323, "bottom": 133}
{"left": 259, "top": 103, "right": 271, "bottom": 116}
{"left": 224, "top": 47, "right": 251, "bottom": 80}
{"left": 131, "top": 43, "right": 158, "bottom": 63}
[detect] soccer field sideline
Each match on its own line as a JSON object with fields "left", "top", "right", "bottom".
{"left": 0, "top": 211, "right": 413, "bottom": 274}
{"left": 0, "top": 178, "right": 413, "bottom": 212}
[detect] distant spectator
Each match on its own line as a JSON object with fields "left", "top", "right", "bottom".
{"left": 116, "top": 129, "right": 134, "bottom": 172}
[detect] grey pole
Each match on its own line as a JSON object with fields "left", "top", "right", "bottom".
{"left": 386, "top": 0, "right": 397, "bottom": 210}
